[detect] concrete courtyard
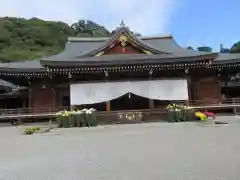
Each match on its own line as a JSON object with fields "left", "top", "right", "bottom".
{"left": 0, "top": 116, "right": 240, "bottom": 180}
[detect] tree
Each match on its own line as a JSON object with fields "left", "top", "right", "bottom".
{"left": 71, "top": 20, "right": 110, "bottom": 37}
{"left": 197, "top": 46, "right": 212, "bottom": 52}
{"left": 71, "top": 20, "right": 86, "bottom": 34}
{"left": 0, "top": 17, "right": 110, "bottom": 62}
{"left": 186, "top": 46, "right": 194, "bottom": 50}
{"left": 220, "top": 44, "right": 230, "bottom": 53}
{"left": 110, "top": 30, "right": 141, "bottom": 36}
{"left": 230, "top": 41, "right": 240, "bottom": 53}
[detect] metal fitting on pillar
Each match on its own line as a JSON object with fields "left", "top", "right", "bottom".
{"left": 104, "top": 70, "right": 108, "bottom": 77}
{"left": 149, "top": 68, "right": 153, "bottom": 76}
{"left": 68, "top": 72, "right": 72, "bottom": 79}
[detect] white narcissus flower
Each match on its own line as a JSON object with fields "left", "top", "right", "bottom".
{"left": 89, "top": 108, "right": 96, "bottom": 112}
{"left": 85, "top": 110, "right": 92, "bottom": 114}
{"left": 56, "top": 108, "right": 97, "bottom": 116}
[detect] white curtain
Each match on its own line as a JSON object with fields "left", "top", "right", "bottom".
{"left": 70, "top": 80, "right": 189, "bottom": 105}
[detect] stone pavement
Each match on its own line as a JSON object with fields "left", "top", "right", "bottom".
{"left": 0, "top": 116, "right": 240, "bottom": 180}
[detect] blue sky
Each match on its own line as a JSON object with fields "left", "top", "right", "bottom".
{"left": 0, "top": 0, "right": 239, "bottom": 51}
{"left": 168, "top": 0, "right": 240, "bottom": 51}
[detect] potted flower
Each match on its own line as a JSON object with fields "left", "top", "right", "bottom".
{"left": 166, "top": 104, "right": 191, "bottom": 122}
{"left": 55, "top": 108, "right": 98, "bottom": 128}
{"left": 166, "top": 104, "right": 180, "bottom": 122}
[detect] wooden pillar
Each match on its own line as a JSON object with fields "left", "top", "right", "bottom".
{"left": 186, "top": 77, "right": 191, "bottom": 106}
{"left": 185, "top": 68, "right": 190, "bottom": 106}
{"left": 149, "top": 99, "right": 154, "bottom": 111}
{"left": 51, "top": 87, "right": 56, "bottom": 111}
{"left": 149, "top": 69, "right": 154, "bottom": 111}
{"left": 216, "top": 73, "right": 222, "bottom": 103}
{"left": 28, "top": 81, "right": 32, "bottom": 108}
{"left": 106, "top": 101, "right": 111, "bottom": 112}
{"left": 105, "top": 71, "right": 111, "bottom": 113}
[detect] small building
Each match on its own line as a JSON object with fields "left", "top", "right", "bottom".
{"left": 0, "top": 23, "right": 240, "bottom": 115}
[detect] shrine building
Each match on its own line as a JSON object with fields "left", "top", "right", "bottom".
{"left": 0, "top": 23, "right": 240, "bottom": 115}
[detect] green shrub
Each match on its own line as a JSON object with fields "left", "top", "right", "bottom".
{"left": 24, "top": 127, "right": 41, "bottom": 135}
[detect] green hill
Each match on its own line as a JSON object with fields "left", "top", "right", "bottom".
{"left": 0, "top": 17, "right": 110, "bottom": 62}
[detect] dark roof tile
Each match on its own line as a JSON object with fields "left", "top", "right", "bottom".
{"left": 0, "top": 60, "right": 45, "bottom": 72}
{"left": 212, "top": 53, "right": 240, "bottom": 64}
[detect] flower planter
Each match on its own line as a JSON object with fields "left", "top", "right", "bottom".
{"left": 167, "top": 109, "right": 199, "bottom": 122}
{"left": 167, "top": 111, "right": 175, "bottom": 122}
{"left": 84, "top": 114, "right": 91, "bottom": 127}
{"left": 72, "top": 113, "right": 84, "bottom": 127}
{"left": 69, "top": 115, "right": 75, "bottom": 127}
{"left": 62, "top": 116, "right": 70, "bottom": 128}
{"left": 187, "top": 110, "right": 196, "bottom": 121}
{"left": 166, "top": 104, "right": 196, "bottom": 122}
{"left": 174, "top": 111, "right": 181, "bottom": 122}
{"left": 89, "top": 113, "right": 98, "bottom": 126}
{"left": 167, "top": 111, "right": 181, "bottom": 122}
{"left": 56, "top": 108, "right": 98, "bottom": 128}
{"left": 56, "top": 116, "right": 62, "bottom": 127}
{"left": 180, "top": 110, "right": 188, "bottom": 121}
{"left": 56, "top": 116, "right": 69, "bottom": 127}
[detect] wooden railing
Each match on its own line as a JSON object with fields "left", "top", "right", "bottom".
{"left": 0, "top": 107, "right": 64, "bottom": 119}
{"left": 0, "top": 98, "right": 240, "bottom": 121}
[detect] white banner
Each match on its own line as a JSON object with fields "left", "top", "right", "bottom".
{"left": 70, "top": 80, "right": 189, "bottom": 105}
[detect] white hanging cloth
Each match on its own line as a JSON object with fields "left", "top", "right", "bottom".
{"left": 70, "top": 79, "right": 188, "bottom": 105}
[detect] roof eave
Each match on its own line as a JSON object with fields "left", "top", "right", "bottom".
{"left": 212, "top": 59, "right": 240, "bottom": 65}
{"left": 40, "top": 55, "right": 215, "bottom": 68}
{"left": 0, "top": 68, "right": 46, "bottom": 73}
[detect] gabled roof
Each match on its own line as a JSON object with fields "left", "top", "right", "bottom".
{"left": 42, "top": 29, "right": 215, "bottom": 63}
{"left": 41, "top": 23, "right": 217, "bottom": 67}
{"left": 76, "top": 25, "right": 168, "bottom": 57}
{"left": 66, "top": 34, "right": 214, "bottom": 56}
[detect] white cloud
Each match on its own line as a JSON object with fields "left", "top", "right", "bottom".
{"left": 0, "top": 0, "right": 178, "bottom": 35}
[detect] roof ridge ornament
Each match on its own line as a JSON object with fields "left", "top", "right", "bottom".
{"left": 120, "top": 21, "right": 125, "bottom": 27}
{"left": 118, "top": 35, "right": 128, "bottom": 47}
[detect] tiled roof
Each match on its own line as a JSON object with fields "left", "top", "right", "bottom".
{"left": 0, "top": 60, "right": 45, "bottom": 72}
{"left": 212, "top": 53, "right": 240, "bottom": 64}
{"left": 41, "top": 53, "right": 217, "bottom": 67}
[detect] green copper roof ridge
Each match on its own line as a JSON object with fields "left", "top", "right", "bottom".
{"left": 68, "top": 34, "right": 173, "bottom": 42}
